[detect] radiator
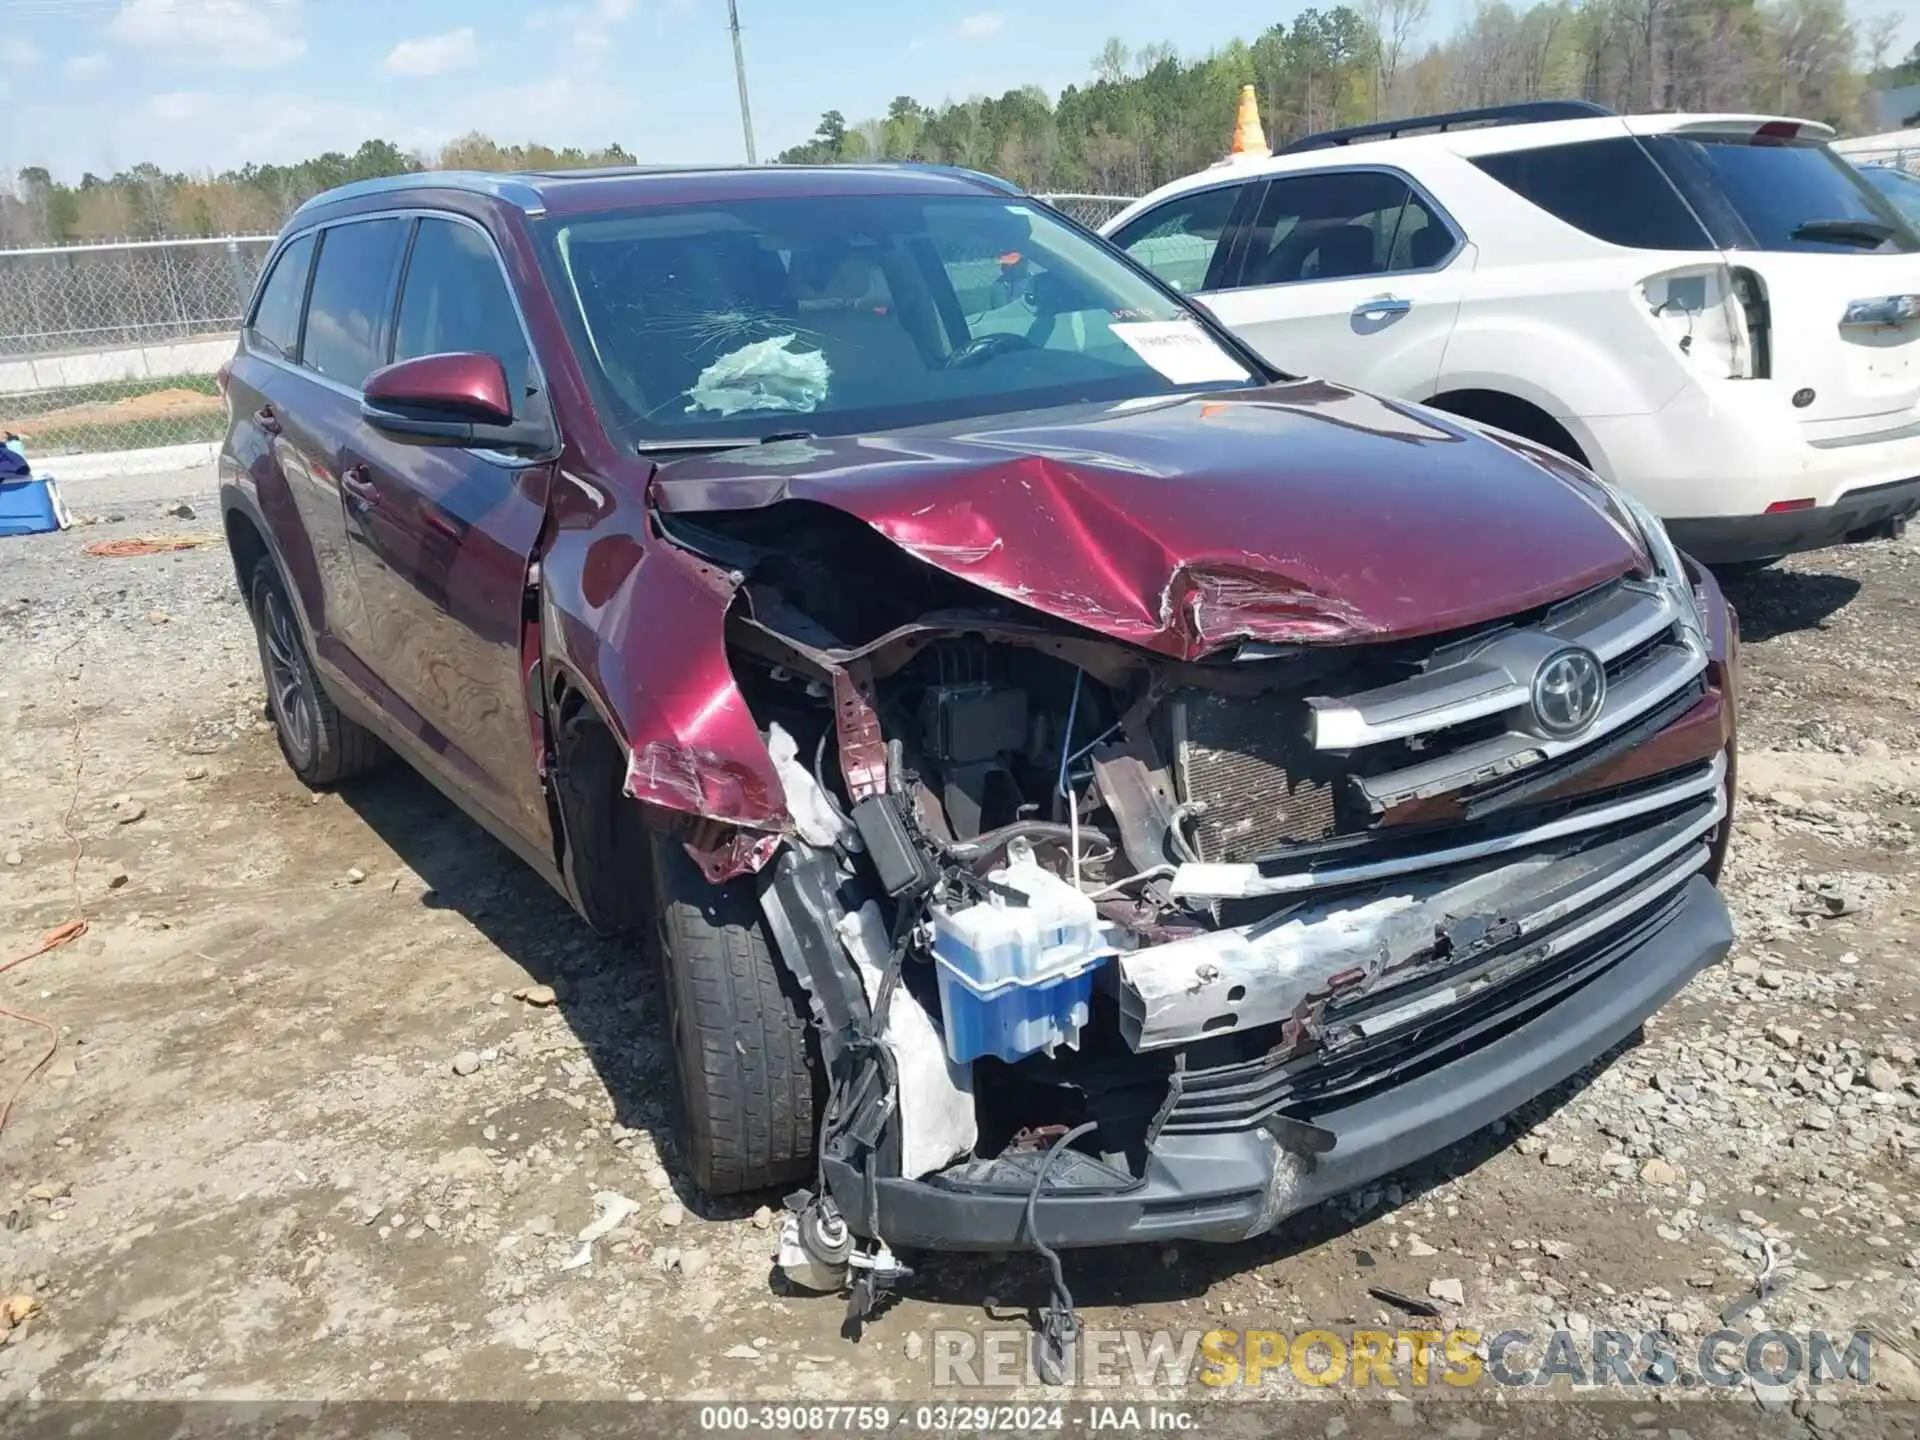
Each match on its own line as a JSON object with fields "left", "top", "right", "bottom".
{"left": 1171, "top": 691, "right": 1339, "bottom": 863}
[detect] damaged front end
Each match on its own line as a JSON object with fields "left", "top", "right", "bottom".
{"left": 641, "top": 486, "right": 1735, "bottom": 1322}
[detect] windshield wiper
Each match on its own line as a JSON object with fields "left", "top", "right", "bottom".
{"left": 635, "top": 430, "right": 816, "bottom": 460}
{"left": 1791, "top": 217, "right": 1897, "bottom": 247}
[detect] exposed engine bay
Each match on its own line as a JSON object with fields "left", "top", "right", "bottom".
{"left": 649, "top": 493, "right": 1726, "bottom": 1350}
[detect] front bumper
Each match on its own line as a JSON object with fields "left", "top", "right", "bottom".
{"left": 1667, "top": 475, "right": 1920, "bottom": 564}
{"left": 826, "top": 875, "right": 1730, "bottom": 1251}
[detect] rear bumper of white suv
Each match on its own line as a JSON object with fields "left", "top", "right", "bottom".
{"left": 1584, "top": 383, "right": 1920, "bottom": 563}
{"left": 1665, "top": 474, "right": 1920, "bottom": 563}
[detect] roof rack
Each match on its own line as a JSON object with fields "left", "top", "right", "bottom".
{"left": 1278, "top": 100, "right": 1616, "bottom": 154}
{"left": 290, "top": 170, "right": 552, "bottom": 218}
{"left": 854, "top": 161, "right": 1026, "bottom": 195}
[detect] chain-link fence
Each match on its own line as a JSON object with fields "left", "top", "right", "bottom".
{"left": 1, "top": 236, "right": 273, "bottom": 461}
{"left": 1836, "top": 144, "right": 1920, "bottom": 174}
{"left": 1, "top": 196, "right": 1139, "bottom": 464}
{"left": 1037, "top": 193, "right": 1137, "bottom": 229}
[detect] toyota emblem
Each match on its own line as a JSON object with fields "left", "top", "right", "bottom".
{"left": 1531, "top": 647, "right": 1606, "bottom": 738}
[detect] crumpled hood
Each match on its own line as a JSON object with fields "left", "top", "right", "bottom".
{"left": 648, "top": 380, "right": 1647, "bottom": 660}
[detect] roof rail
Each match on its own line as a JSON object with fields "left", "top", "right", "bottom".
{"left": 290, "top": 170, "right": 551, "bottom": 219}
{"left": 1278, "top": 100, "right": 1616, "bottom": 154}
{"left": 854, "top": 161, "right": 1026, "bottom": 195}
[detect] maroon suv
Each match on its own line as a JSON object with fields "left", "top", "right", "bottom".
{"left": 219, "top": 163, "right": 1737, "bottom": 1337}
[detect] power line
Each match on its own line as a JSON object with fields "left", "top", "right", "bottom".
{"left": 727, "top": 0, "right": 757, "bottom": 164}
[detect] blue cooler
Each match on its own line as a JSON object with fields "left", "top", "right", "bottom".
{"left": 0, "top": 475, "right": 65, "bottom": 538}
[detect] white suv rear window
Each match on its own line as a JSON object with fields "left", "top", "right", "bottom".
{"left": 1643, "top": 134, "right": 1920, "bottom": 255}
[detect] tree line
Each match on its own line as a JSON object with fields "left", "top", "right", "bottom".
{"left": 1, "top": 0, "right": 1908, "bottom": 247}
{"left": 780, "top": 0, "right": 1902, "bottom": 194}
{"left": 0, "top": 135, "right": 636, "bottom": 248}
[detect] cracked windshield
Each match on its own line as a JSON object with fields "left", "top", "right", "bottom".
{"left": 540, "top": 193, "right": 1254, "bottom": 443}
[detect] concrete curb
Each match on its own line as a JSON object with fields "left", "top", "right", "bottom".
{"left": 34, "top": 441, "right": 219, "bottom": 481}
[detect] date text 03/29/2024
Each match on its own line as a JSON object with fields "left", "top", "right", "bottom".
{"left": 694, "top": 1404, "right": 1194, "bottom": 1432}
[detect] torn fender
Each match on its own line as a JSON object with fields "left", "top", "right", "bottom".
{"left": 538, "top": 473, "right": 788, "bottom": 873}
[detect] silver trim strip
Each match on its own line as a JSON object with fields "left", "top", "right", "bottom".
{"left": 1167, "top": 750, "right": 1725, "bottom": 900}
{"left": 1355, "top": 633, "right": 1708, "bottom": 810}
{"left": 1309, "top": 580, "right": 1678, "bottom": 751}
{"left": 1126, "top": 783, "right": 1723, "bottom": 1052}
{"left": 1338, "top": 806, "right": 1721, "bottom": 1045}
{"left": 1528, "top": 836, "right": 1708, "bottom": 965}
{"left": 1505, "top": 787, "right": 1724, "bottom": 942}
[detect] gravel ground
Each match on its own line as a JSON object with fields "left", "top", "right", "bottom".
{"left": 1, "top": 465, "right": 1917, "bottom": 1421}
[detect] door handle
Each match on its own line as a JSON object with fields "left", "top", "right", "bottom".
{"left": 340, "top": 465, "right": 381, "bottom": 508}
{"left": 254, "top": 404, "right": 281, "bottom": 435}
{"left": 1352, "top": 295, "right": 1412, "bottom": 318}
{"left": 420, "top": 507, "right": 463, "bottom": 542}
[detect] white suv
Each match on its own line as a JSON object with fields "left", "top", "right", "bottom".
{"left": 1102, "top": 101, "right": 1920, "bottom": 568}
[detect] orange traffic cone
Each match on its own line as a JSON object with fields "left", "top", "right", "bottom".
{"left": 1230, "top": 84, "right": 1269, "bottom": 158}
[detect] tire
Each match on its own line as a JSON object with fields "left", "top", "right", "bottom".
{"left": 249, "top": 558, "right": 387, "bottom": 786}
{"left": 649, "top": 831, "right": 819, "bottom": 1196}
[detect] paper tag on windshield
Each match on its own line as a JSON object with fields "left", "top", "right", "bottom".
{"left": 1110, "top": 320, "right": 1250, "bottom": 385}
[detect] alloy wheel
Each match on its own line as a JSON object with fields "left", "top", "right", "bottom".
{"left": 261, "top": 590, "right": 315, "bottom": 768}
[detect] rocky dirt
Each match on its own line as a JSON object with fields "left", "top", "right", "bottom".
{"left": 0, "top": 466, "right": 1916, "bottom": 1419}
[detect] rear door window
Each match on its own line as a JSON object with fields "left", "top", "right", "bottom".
{"left": 303, "top": 218, "right": 407, "bottom": 389}
{"left": 248, "top": 233, "right": 315, "bottom": 361}
{"left": 1643, "top": 134, "right": 1920, "bottom": 254}
{"left": 393, "top": 217, "right": 534, "bottom": 411}
{"left": 1108, "top": 183, "right": 1250, "bottom": 294}
{"left": 1473, "top": 138, "right": 1714, "bottom": 251}
{"left": 1233, "top": 170, "right": 1447, "bottom": 288}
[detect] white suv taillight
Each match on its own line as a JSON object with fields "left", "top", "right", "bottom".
{"left": 1641, "top": 264, "right": 1756, "bottom": 379}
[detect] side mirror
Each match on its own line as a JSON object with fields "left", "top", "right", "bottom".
{"left": 361, "top": 352, "right": 552, "bottom": 454}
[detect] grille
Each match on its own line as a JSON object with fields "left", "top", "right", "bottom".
{"left": 1159, "top": 862, "right": 1699, "bottom": 1134}
{"left": 1173, "top": 691, "right": 1339, "bottom": 862}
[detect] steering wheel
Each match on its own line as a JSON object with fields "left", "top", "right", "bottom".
{"left": 943, "top": 331, "right": 1037, "bottom": 370}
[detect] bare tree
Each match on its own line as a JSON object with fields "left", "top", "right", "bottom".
{"left": 1772, "top": 0, "right": 1860, "bottom": 121}
{"left": 1367, "top": 0, "right": 1433, "bottom": 116}
{"left": 1517, "top": 2, "right": 1568, "bottom": 99}
{"left": 1134, "top": 41, "right": 1178, "bottom": 77}
{"left": 1449, "top": 3, "right": 1527, "bottom": 110}
{"left": 1863, "top": 9, "right": 1901, "bottom": 73}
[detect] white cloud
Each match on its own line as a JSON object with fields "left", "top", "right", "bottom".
{"left": 1, "top": 37, "right": 42, "bottom": 67}
{"left": 66, "top": 53, "right": 110, "bottom": 77}
{"left": 912, "top": 11, "right": 1009, "bottom": 49}
{"left": 148, "top": 90, "right": 215, "bottom": 123}
{"left": 526, "top": 0, "right": 639, "bottom": 64}
{"left": 382, "top": 27, "right": 479, "bottom": 77}
{"left": 956, "top": 11, "right": 1007, "bottom": 39}
{"left": 109, "top": 0, "right": 306, "bottom": 71}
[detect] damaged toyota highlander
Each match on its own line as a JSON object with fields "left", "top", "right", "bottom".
{"left": 219, "top": 164, "right": 1738, "bottom": 1356}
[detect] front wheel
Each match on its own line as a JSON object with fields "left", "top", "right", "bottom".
{"left": 649, "top": 832, "right": 820, "bottom": 1196}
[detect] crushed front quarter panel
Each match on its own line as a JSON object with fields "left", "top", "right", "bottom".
{"left": 538, "top": 467, "right": 789, "bottom": 862}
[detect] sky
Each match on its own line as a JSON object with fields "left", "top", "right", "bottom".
{"left": 3, "top": 0, "right": 1920, "bottom": 183}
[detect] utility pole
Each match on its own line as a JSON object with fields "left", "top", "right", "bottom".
{"left": 728, "top": 0, "right": 758, "bottom": 164}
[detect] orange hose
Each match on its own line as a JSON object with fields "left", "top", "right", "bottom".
{"left": 83, "top": 535, "right": 215, "bottom": 558}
